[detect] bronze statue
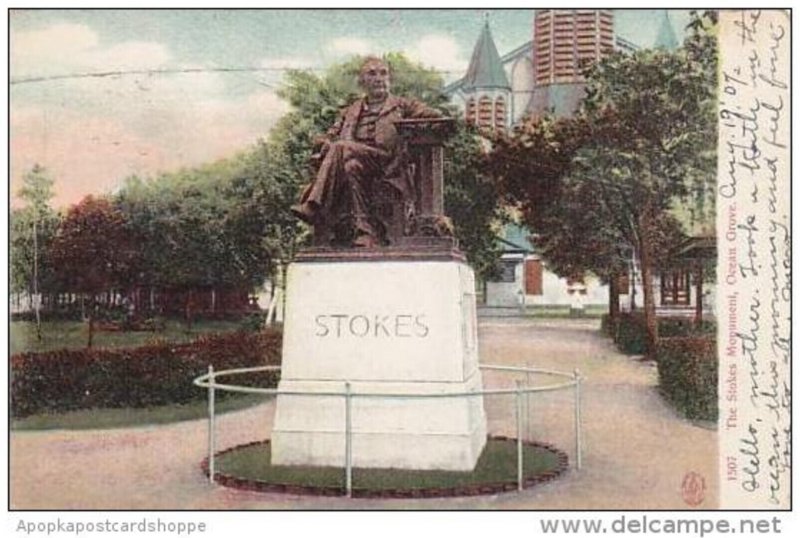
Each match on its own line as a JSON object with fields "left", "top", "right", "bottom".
{"left": 291, "top": 57, "right": 449, "bottom": 248}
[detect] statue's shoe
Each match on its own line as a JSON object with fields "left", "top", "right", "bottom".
{"left": 291, "top": 203, "right": 318, "bottom": 224}
{"left": 352, "top": 233, "right": 379, "bottom": 248}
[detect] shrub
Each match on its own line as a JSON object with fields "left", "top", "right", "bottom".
{"left": 659, "top": 316, "right": 716, "bottom": 337}
{"left": 610, "top": 313, "right": 717, "bottom": 355}
{"left": 656, "top": 336, "right": 717, "bottom": 421}
{"left": 10, "top": 329, "right": 282, "bottom": 418}
{"left": 600, "top": 313, "right": 616, "bottom": 337}
{"left": 239, "top": 311, "right": 268, "bottom": 332}
{"left": 615, "top": 312, "right": 648, "bottom": 355}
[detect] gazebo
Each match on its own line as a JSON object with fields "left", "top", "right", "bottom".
{"left": 668, "top": 235, "right": 716, "bottom": 325}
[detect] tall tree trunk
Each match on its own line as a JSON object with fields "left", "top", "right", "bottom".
{"left": 638, "top": 218, "right": 659, "bottom": 359}
{"left": 608, "top": 272, "right": 620, "bottom": 321}
{"left": 32, "top": 216, "right": 42, "bottom": 341}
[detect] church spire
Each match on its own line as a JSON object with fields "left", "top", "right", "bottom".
{"left": 463, "top": 19, "right": 510, "bottom": 91}
{"left": 653, "top": 10, "right": 678, "bottom": 50}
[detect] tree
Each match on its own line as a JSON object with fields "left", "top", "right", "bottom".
{"left": 576, "top": 13, "right": 717, "bottom": 356}
{"left": 491, "top": 11, "right": 717, "bottom": 357}
{"left": 114, "top": 149, "right": 294, "bottom": 324}
{"left": 14, "top": 164, "right": 57, "bottom": 340}
{"left": 272, "top": 53, "right": 505, "bottom": 279}
{"left": 50, "top": 196, "right": 134, "bottom": 347}
{"left": 224, "top": 141, "right": 303, "bottom": 290}
{"left": 489, "top": 114, "right": 629, "bottom": 307}
{"left": 445, "top": 123, "right": 509, "bottom": 280}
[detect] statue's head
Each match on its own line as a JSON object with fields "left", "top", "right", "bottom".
{"left": 358, "top": 56, "right": 391, "bottom": 101}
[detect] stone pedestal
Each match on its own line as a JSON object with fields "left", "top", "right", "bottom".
{"left": 271, "top": 252, "right": 487, "bottom": 470}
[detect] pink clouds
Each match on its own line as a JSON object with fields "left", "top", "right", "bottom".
{"left": 10, "top": 22, "right": 289, "bottom": 210}
{"left": 11, "top": 108, "right": 171, "bottom": 208}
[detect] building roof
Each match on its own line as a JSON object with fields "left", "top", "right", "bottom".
{"left": 496, "top": 223, "right": 535, "bottom": 254}
{"left": 462, "top": 21, "right": 511, "bottom": 91}
{"left": 654, "top": 10, "right": 679, "bottom": 49}
{"left": 672, "top": 235, "right": 716, "bottom": 261}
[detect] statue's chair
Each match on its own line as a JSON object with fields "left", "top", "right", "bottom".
{"left": 311, "top": 117, "right": 456, "bottom": 248}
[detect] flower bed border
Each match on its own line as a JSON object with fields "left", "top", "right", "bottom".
{"left": 201, "top": 436, "right": 569, "bottom": 498}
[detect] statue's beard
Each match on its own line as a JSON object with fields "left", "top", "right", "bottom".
{"left": 368, "top": 86, "right": 388, "bottom": 100}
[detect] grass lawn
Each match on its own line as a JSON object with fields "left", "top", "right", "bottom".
{"left": 10, "top": 319, "right": 245, "bottom": 355}
{"left": 524, "top": 305, "right": 606, "bottom": 319}
{"left": 11, "top": 394, "right": 271, "bottom": 431}
{"left": 216, "top": 439, "right": 561, "bottom": 491}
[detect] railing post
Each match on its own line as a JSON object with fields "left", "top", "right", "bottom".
{"left": 345, "top": 381, "right": 353, "bottom": 497}
{"left": 525, "top": 361, "right": 532, "bottom": 440}
{"left": 207, "top": 365, "right": 216, "bottom": 483}
{"left": 573, "top": 368, "right": 582, "bottom": 470}
{"left": 515, "top": 380, "right": 524, "bottom": 491}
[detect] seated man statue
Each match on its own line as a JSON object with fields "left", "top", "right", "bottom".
{"left": 291, "top": 56, "right": 441, "bottom": 248}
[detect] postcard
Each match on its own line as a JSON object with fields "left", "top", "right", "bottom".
{"left": 6, "top": 7, "right": 791, "bottom": 518}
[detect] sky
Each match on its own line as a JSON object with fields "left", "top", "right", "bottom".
{"left": 9, "top": 9, "right": 692, "bottom": 209}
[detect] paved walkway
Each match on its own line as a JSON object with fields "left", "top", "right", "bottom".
{"left": 10, "top": 318, "right": 717, "bottom": 509}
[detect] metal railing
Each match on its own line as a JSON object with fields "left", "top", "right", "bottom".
{"left": 194, "top": 364, "right": 583, "bottom": 497}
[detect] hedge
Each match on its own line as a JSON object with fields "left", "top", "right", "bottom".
{"left": 656, "top": 336, "right": 718, "bottom": 421}
{"left": 600, "top": 313, "right": 615, "bottom": 337}
{"left": 603, "top": 312, "right": 717, "bottom": 355}
{"left": 11, "top": 329, "right": 282, "bottom": 418}
{"left": 658, "top": 317, "right": 716, "bottom": 337}
{"left": 615, "top": 313, "right": 648, "bottom": 355}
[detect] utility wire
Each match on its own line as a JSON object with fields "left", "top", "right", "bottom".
{"left": 10, "top": 65, "right": 470, "bottom": 86}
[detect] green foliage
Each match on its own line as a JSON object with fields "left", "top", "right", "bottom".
{"left": 12, "top": 394, "right": 269, "bottom": 431}
{"left": 493, "top": 14, "right": 717, "bottom": 355}
{"left": 114, "top": 147, "right": 300, "bottom": 295}
{"left": 614, "top": 312, "right": 648, "bottom": 355}
{"left": 444, "top": 122, "right": 508, "bottom": 280}
{"left": 238, "top": 311, "right": 269, "bottom": 332}
{"left": 10, "top": 319, "right": 244, "bottom": 355}
{"left": 658, "top": 317, "right": 716, "bottom": 337}
{"left": 10, "top": 329, "right": 282, "bottom": 417}
{"left": 600, "top": 313, "right": 615, "bottom": 337}
{"left": 10, "top": 207, "right": 60, "bottom": 295}
{"left": 490, "top": 114, "right": 630, "bottom": 284}
{"left": 17, "top": 163, "right": 55, "bottom": 215}
{"left": 11, "top": 165, "right": 59, "bottom": 296}
{"left": 656, "top": 336, "right": 718, "bottom": 421}
{"left": 612, "top": 313, "right": 717, "bottom": 355}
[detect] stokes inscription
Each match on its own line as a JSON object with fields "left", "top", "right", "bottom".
{"left": 314, "top": 313, "right": 430, "bottom": 338}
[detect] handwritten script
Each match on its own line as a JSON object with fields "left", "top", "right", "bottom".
{"left": 718, "top": 10, "right": 790, "bottom": 509}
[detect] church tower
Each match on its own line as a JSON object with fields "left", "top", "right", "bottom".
{"left": 530, "top": 9, "right": 615, "bottom": 117}
{"left": 462, "top": 20, "right": 512, "bottom": 132}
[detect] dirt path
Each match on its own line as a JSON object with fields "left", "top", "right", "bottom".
{"left": 10, "top": 318, "right": 717, "bottom": 509}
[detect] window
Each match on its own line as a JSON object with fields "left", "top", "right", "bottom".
{"left": 495, "top": 96, "right": 507, "bottom": 131}
{"left": 465, "top": 97, "right": 476, "bottom": 124}
{"left": 478, "top": 96, "right": 493, "bottom": 128}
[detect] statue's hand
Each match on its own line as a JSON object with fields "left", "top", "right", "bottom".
{"left": 310, "top": 139, "right": 331, "bottom": 165}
